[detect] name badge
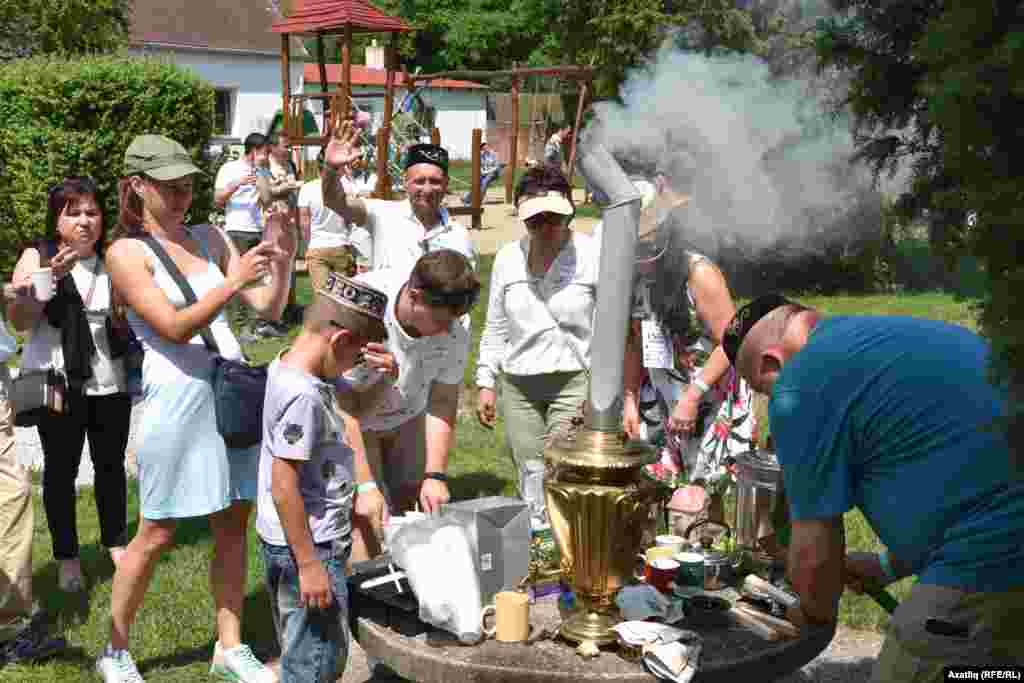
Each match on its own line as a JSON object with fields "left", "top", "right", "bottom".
{"left": 641, "top": 319, "right": 674, "bottom": 369}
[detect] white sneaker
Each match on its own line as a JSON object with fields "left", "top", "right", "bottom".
{"left": 210, "top": 642, "right": 276, "bottom": 683}
{"left": 96, "top": 645, "right": 145, "bottom": 683}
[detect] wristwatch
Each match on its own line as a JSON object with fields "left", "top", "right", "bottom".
{"left": 423, "top": 471, "right": 448, "bottom": 483}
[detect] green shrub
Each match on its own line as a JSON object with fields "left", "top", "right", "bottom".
{"left": 0, "top": 55, "right": 215, "bottom": 275}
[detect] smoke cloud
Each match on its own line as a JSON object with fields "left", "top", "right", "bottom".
{"left": 585, "top": 41, "right": 885, "bottom": 271}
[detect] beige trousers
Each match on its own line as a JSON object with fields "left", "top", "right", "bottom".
{"left": 0, "top": 367, "right": 33, "bottom": 640}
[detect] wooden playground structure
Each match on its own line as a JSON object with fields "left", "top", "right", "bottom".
{"left": 271, "top": 1, "right": 593, "bottom": 230}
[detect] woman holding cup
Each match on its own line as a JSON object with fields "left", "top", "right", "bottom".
{"left": 96, "top": 135, "right": 294, "bottom": 683}
{"left": 7, "top": 176, "right": 133, "bottom": 592}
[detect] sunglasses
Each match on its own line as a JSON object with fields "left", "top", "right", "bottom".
{"left": 635, "top": 228, "right": 672, "bottom": 263}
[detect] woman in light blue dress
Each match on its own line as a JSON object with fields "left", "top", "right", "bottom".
{"left": 96, "top": 135, "right": 295, "bottom": 683}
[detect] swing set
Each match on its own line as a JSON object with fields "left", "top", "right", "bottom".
{"left": 271, "top": 1, "right": 593, "bottom": 230}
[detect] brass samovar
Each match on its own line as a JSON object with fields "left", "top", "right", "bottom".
{"left": 545, "top": 144, "right": 662, "bottom": 654}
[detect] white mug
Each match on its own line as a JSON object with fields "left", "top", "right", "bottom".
{"left": 31, "top": 268, "right": 54, "bottom": 302}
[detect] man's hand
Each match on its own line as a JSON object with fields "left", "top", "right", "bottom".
{"left": 844, "top": 551, "right": 890, "bottom": 593}
{"left": 419, "top": 478, "right": 450, "bottom": 514}
{"left": 324, "top": 120, "right": 364, "bottom": 170}
{"left": 298, "top": 559, "right": 334, "bottom": 610}
{"left": 476, "top": 388, "right": 497, "bottom": 429}
{"left": 355, "top": 486, "right": 389, "bottom": 545}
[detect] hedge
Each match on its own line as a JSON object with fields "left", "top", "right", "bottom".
{"left": 0, "top": 55, "right": 215, "bottom": 275}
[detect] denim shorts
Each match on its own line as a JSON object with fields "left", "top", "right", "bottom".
{"left": 261, "top": 539, "right": 351, "bottom": 683}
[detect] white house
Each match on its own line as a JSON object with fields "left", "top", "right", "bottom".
{"left": 129, "top": 0, "right": 305, "bottom": 143}
{"left": 303, "top": 46, "right": 488, "bottom": 160}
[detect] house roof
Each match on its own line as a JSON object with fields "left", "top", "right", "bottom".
{"left": 304, "top": 63, "right": 486, "bottom": 89}
{"left": 130, "top": 0, "right": 286, "bottom": 54}
{"left": 272, "top": 0, "right": 411, "bottom": 35}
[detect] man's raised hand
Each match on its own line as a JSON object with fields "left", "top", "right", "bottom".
{"left": 324, "top": 119, "right": 364, "bottom": 170}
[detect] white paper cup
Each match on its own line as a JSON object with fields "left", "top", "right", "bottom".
{"left": 655, "top": 534, "right": 686, "bottom": 554}
{"left": 31, "top": 268, "right": 54, "bottom": 302}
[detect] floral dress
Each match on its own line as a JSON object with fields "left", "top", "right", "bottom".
{"left": 634, "top": 251, "right": 757, "bottom": 487}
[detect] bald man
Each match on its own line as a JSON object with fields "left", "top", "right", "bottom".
{"left": 724, "top": 294, "right": 1024, "bottom": 683}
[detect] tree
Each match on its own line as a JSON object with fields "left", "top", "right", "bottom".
{"left": 816, "top": 0, "right": 1024, "bottom": 467}
{"left": 0, "top": 0, "right": 132, "bottom": 61}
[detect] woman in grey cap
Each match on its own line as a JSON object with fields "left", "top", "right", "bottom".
{"left": 96, "top": 134, "right": 294, "bottom": 683}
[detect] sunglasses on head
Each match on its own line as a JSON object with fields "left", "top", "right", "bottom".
{"left": 418, "top": 285, "right": 481, "bottom": 315}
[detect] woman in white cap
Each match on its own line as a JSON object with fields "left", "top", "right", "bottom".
{"left": 96, "top": 134, "right": 294, "bottom": 683}
{"left": 475, "top": 166, "right": 599, "bottom": 524}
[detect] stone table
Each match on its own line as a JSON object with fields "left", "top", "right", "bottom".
{"left": 352, "top": 591, "right": 835, "bottom": 683}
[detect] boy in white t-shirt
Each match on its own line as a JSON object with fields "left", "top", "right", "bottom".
{"left": 257, "top": 272, "right": 393, "bottom": 683}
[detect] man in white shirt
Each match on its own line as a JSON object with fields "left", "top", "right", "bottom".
{"left": 321, "top": 121, "right": 476, "bottom": 278}
{"left": 298, "top": 153, "right": 359, "bottom": 291}
{"left": 215, "top": 132, "right": 270, "bottom": 337}
{"left": 340, "top": 250, "right": 480, "bottom": 562}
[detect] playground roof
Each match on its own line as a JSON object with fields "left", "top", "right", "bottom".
{"left": 304, "top": 63, "right": 486, "bottom": 90}
{"left": 271, "top": 0, "right": 412, "bottom": 35}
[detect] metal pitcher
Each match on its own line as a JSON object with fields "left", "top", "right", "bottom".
{"left": 733, "top": 449, "right": 785, "bottom": 566}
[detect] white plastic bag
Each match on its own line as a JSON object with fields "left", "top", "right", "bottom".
{"left": 390, "top": 515, "right": 483, "bottom": 643}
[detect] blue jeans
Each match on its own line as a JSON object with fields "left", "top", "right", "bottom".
{"left": 462, "top": 168, "right": 504, "bottom": 204}
{"left": 261, "top": 539, "right": 351, "bottom": 683}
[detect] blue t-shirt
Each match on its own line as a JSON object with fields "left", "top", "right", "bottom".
{"left": 769, "top": 315, "right": 1023, "bottom": 591}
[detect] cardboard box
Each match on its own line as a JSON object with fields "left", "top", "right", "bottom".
{"left": 442, "top": 497, "right": 531, "bottom": 605}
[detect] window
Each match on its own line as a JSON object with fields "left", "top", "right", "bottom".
{"left": 213, "top": 89, "right": 235, "bottom": 136}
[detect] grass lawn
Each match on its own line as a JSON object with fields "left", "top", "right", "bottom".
{"left": 10, "top": 255, "right": 978, "bottom": 680}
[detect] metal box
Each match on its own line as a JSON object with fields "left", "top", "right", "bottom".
{"left": 441, "top": 497, "right": 531, "bottom": 605}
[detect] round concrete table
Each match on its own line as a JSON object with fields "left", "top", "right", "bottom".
{"left": 354, "top": 594, "right": 835, "bottom": 683}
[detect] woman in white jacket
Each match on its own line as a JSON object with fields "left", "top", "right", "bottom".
{"left": 475, "top": 166, "right": 598, "bottom": 523}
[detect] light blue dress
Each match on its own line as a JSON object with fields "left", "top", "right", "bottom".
{"left": 128, "top": 224, "right": 259, "bottom": 520}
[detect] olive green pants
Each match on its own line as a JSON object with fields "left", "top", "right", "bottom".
{"left": 871, "top": 583, "right": 1024, "bottom": 683}
{"left": 499, "top": 371, "right": 587, "bottom": 522}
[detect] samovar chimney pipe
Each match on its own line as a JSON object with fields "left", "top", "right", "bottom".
{"left": 576, "top": 144, "right": 641, "bottom": 432}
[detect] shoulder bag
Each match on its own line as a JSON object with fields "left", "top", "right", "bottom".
{"left": 11, "top": 240, "right": 68, "bottom": 427}
{"left": 138, "top": 233, "right": 267, "bottom": 449}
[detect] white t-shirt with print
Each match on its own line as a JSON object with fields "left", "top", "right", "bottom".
{"left": 215, "top": 158, "right": 263, "bottom": 234}
{"left": 257, "top": 356, "right": 354, "bottom": 547}
{"left": 343, "top": 267, "right": 470, "bottom": 432}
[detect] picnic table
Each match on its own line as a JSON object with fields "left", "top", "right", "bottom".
{"left": 350, "top": 586, "right": 835, "bottom": 683}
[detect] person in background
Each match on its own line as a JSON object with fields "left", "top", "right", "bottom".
{"left": 726, "top": 295, "right": 1024, "bottom": 682}
{"left": 97, "top": 134, "right": 294, "bottom": 683}
{"left": 476, "top": 166, "right": 598, "bottom": 524}
{"left": 461, "top": 141, "right": 505, "bottom": 207}
{"left": 322, "top": 120, "right": 476, "bottom": 277}
{"left": 257, "top": 272, "right": 391, "bottom": 683}
{"left": 215, "top": 132, "right": 270, "bottom": 342}
{"left": 255, "top": 132, "right": 303, "bottom": 338}
{"left": 544, "top": 125, "right": 572, "bottom": 170}
{"left": 0, "top": 300, "right": 67, "bottom": 666}
{"left": 342, "top": 250, "right": 480, "bottom": 563}
{"left": 7, "top": 176, "right": 132, "bottom": 592}
{"left": 298, "top": 150, "right": 359, "bottom": 288}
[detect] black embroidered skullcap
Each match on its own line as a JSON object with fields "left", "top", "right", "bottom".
{"left": 722, "top": 293, "right": 794, "bottom": 366}
{"left": 404, "top": 144, "right": 449, "bottom": 173}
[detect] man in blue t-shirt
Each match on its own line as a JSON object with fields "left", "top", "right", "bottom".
{"left": 723, "top": 294, "right": 1023, "bottom": 682}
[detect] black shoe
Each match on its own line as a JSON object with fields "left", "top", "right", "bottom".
{"left": 0, "top": 623, "right": 67, "bottom": 666}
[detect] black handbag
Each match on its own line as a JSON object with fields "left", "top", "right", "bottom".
{"left": 138, "top": 233, "right": 267, "bottom": 449}
{"left": 11, "top": 368, "right": 68, "bottom": 427}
